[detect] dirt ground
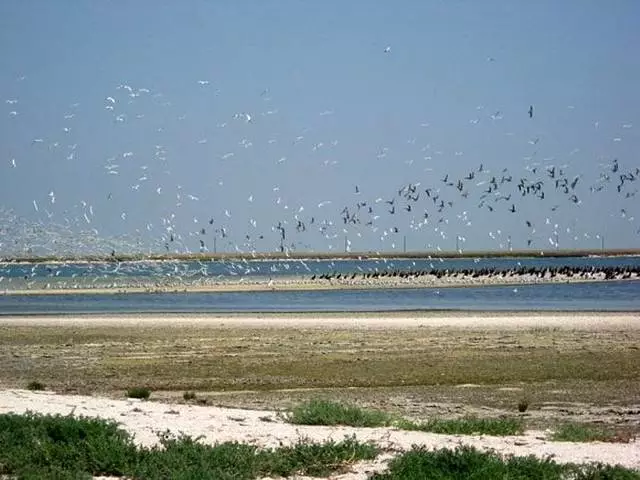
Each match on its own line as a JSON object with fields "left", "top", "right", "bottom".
{"left": 1, "top": 312, "right": 639, "bottom": 435}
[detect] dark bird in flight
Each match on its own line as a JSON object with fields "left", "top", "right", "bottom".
{"left": 528, "top": 105, "right": 534, "bottom": 118}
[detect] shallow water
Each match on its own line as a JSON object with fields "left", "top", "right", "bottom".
{"left": 1, "top": 280, "right": 639, "bottom": 315}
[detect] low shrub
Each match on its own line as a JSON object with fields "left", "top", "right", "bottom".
{"left": 126, "top": 387, "right": 151, "bottom": 400}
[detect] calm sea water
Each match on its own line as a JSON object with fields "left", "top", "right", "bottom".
{"left": 1, "top": 280, "right": 639, "bottom": 314}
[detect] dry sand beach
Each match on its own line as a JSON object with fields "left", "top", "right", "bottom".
{"left": 2, "top": 312, "right": 639, "bottom": 477}
{"left": 1, "top": 311, "right": 639, "bottom": 329}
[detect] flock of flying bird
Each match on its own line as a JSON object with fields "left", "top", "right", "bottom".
{"left": 2, "top": 53, "right": 639, "bottom": 259}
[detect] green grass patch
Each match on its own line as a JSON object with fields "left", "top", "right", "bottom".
{"left": 0, "top": 412, "right": 137, "bottom": 479}
{"left": 372, "top": 445, "right": 640, "bottom": 480}
{"left": 0, "top": 412, "right": 377, "bottom": 479}
{"left": 551, "top": 423, "right": 616, "bottom": 442}
{"left": 396, "top": 416, "right": 524, "bottom": 436}
{"left": 286, "top": 399, "right": 394, "bottom": 427}
{"left": 287, "top": 400, "right": 523, "bottom": 436}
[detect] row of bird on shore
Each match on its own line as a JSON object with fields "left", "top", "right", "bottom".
{"left": 311, "top": 265, "right": 640, "bottom": 282}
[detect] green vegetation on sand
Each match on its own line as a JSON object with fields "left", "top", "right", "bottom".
{"left": 551, "top": 422, "right": 629, "bottom": 443}
{"left": 286, "top": 398, "right": 394, "bottom": 427}
{"left": 372, "top": 445, "right": 640, "bottom": 480}
{"left": 287, "top": 399, "right": 524, "bottom": 436}
{"left": 0, "top": 412, "right": 377, "bottom": 479}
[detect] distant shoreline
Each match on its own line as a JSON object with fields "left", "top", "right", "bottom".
{"left": 2, "top": 248, "right": 640, "bottom": 264}
{"left": 2, "top": 271, "right": 638, "bottom": 296}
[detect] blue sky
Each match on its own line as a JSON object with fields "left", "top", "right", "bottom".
{"left": 1, "top": 0, "right": 639, "bottom": 255}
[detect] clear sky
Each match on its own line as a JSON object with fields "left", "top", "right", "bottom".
{"left": 1, "top": 0, "right": 639, "bottom": 256}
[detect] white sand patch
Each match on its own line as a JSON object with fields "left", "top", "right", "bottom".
{"left": 1, "top": 389, "right": 639, "bottom": 477}
{"left": 0, "top": 312, "right": 638, "bottom": 330}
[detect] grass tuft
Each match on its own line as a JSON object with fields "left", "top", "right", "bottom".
{"left": 396, "top": 416, "right": 524, "bottom": 436}
{"left": 287, "top": 400, "right": 523, "bottom": 436}
{"left": 286, "top": 399, "right": 393, "bottom": 427}
{"left": 372, "top": 445, "right": 640, "bottom": 480}
{"left": 551, "top": 423, "right": 615, "bottom": 442}
{"left": 0, "top": 412, "right": 377, "bottom": 479}
{"left": 126, "top": 386, "right": 151, "bottom": 400}
{"left": 26, "top": 380, "right": 45, "bottom": 391}
{"left": 183, "top": 391, "right": 197, "bottom": 401}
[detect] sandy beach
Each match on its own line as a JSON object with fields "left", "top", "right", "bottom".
{"left": 1, "top": 311, "right": 639, "bottom": 329}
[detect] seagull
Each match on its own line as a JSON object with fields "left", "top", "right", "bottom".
{"left": 197, "top": 80, "right": 210, "bottom": 85}
{"left": 383, "top": 46, "right": 391, "bottom": 53}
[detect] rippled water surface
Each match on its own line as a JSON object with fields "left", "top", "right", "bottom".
{"left": 1, "top": 280, "right": 639, "bottom": 315}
